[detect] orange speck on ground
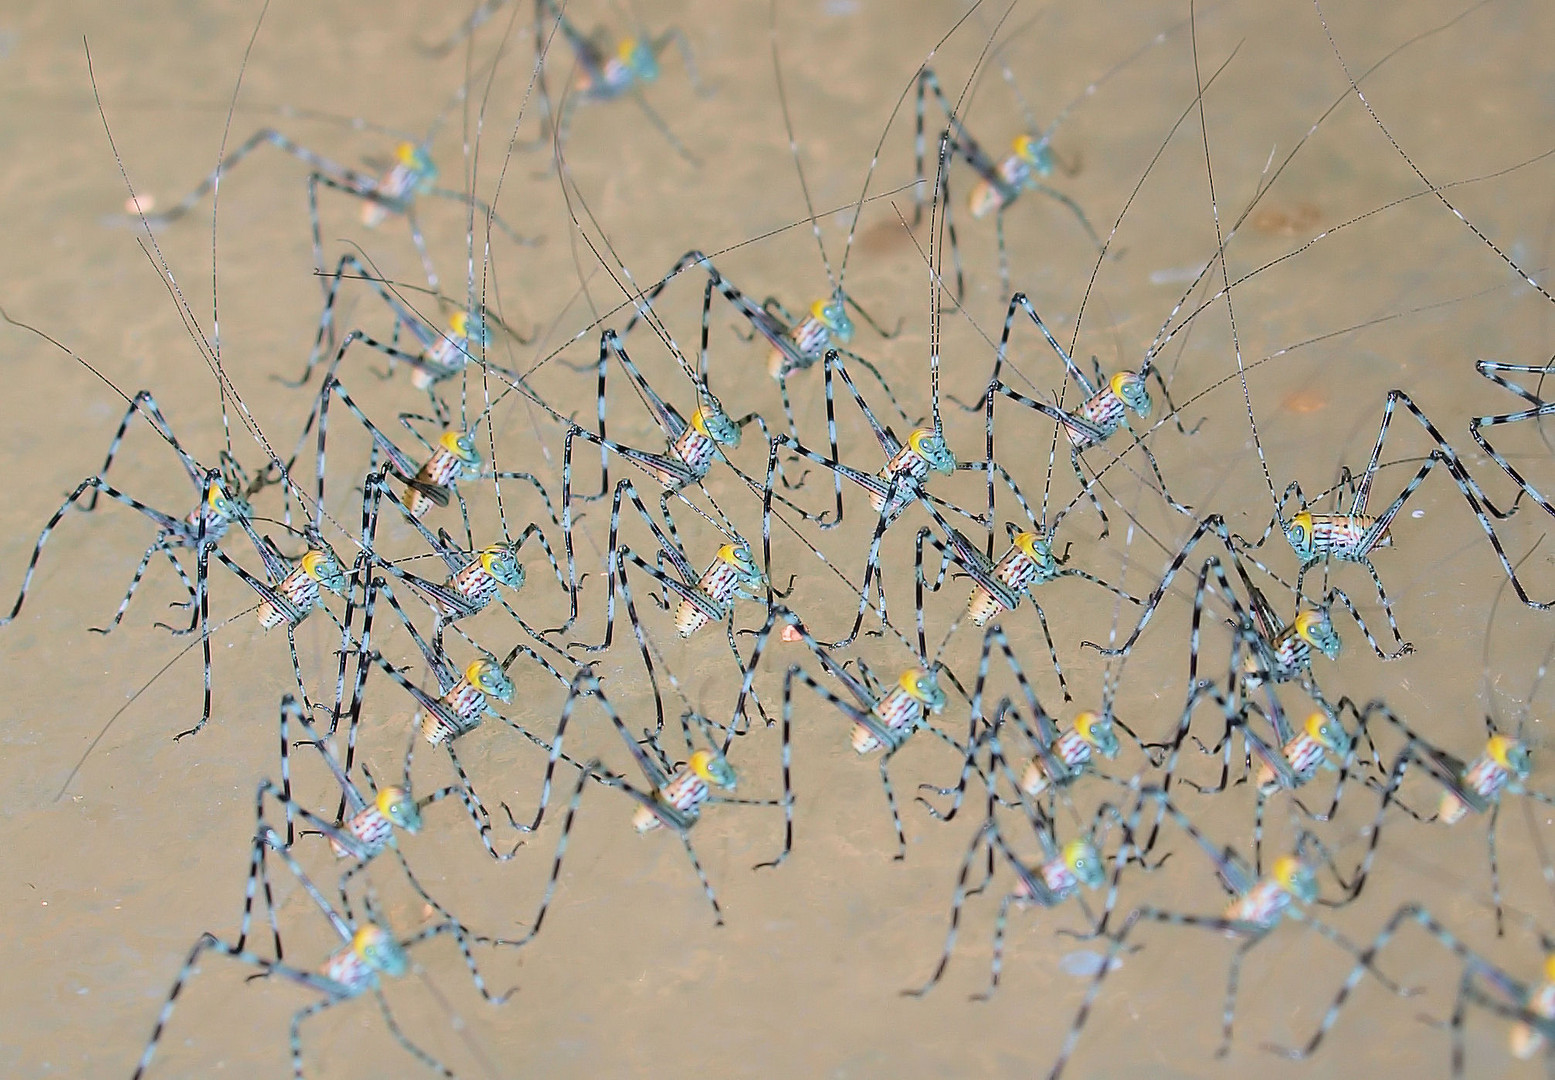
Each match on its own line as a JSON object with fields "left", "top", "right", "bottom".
{"left": 1281, "top": 388, "right": 1327, "bottom": 414}
{"left": 1251, "top": 203, "right": 1321, "bottom": 237}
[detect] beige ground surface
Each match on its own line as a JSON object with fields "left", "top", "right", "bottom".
{"left": 4, "top": 0, "right": 1555, "bottom": 1077}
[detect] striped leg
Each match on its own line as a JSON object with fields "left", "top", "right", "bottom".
{"left": 471, "top": 760, "right": 598, "bottom": 950}
{"left": 1470, "top": 359, "right": 1555, "bottom": 518}
{"left": 902, "top": 821, "right": 997, "bottom": 997}
{"left": 502, "top": 670, "right": 599, "bottom": 835}
{"left": 130, "top": 933, "right": 344, "bottom": 1080}
{"left": 1081, "top": 514, "right": 1233, "bottom": 657}
{"left": 1262, "top": 904, "right": 1480, "bottom": 1063}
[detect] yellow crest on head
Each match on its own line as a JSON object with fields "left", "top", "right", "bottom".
{"left": 463, "top": 659, "right": 493, "bottom": 685}
{"left": 395, "top": 142, "right": 418, "bottom": 166}
{"left": 1290, "top": 511, "right": 1314, "bottom": 534}
{"left": 352, "top": 924, "right": 390, "bottom": 958}
{"left": 1062, "top": 838, "right": 1091, "bottom": 869}
{"left": 689, "top": 408, "right": 712, "bottom": 437}
{"left": 907, "top": 428, "right": 937, "bottom": 455}
{"left": 1271, "top": 855, "right": 1305, "bottom": 893}
{"left": 375, "top": 786, "right": 407, "bottom": 816}
{"left": 1544, "top": 954, "right": 1555, "bottom": 985}
{"left": 1487, "top": 734, "right": 1521, "bottom": 768}
{"left": 1013, "top": 531, "right": 1044, "bottom": 560}
{"left": 438, "top": 429, "right": 466, "bottom": 454}
{"left": 1303, "top": 711, "right": 1332, "bottom": 743}
{"left": 206, "top": 481, "right": 229, "bottom": 511}
{"left": 898, "top": 669, "right": 931, "bottom": 700}
{"left": 1108, "top": 371, "right": 1136, "bottom": 397}
{"left": 1073, "top": 711, "right": 1101, "bottom": 740}
{"left": 1013, "top": 134, "right": 1037, "bottom": 160}
{"left": 300, "top": 549, "right": 330, "bottom": 580}
{"left": 1293, "top": 609, "right": 1324, "bottom": 640}
{"left": 715, "top": 543, "right": 744, "bottom": 566}
{"left": 448, "top": 311, "right": 469, "bottom": 337}
{"left": 689, "top": 749, "right": 717, "bottom": 780}
{"left": 616, "top": 37, "right": 641, "bottom": 62}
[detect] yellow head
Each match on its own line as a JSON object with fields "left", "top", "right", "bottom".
{"left": 395, "top": 142, "right": 418, "bottom": 167}
{"left": 1272, "top": 856, "right": 1302, "bottom": 890}
{"left": 353, "top": 924, "right": 390, "bottom": 957}
{"left": 1271, "top": 855, "right": 1316, "bottom": 902}
{"left": 301, "top": 550, "right": 330, "bottom": 580}
{"left": 1487, "top": 734, "right": 1525, "bottom": 770}
{"left": 1302, "top": 712, "right": 1328, "bottom": 742}
{"left": 373, "top": 785, "right": 422, "bottom": 832}
{"left": 688, "top": 748, "right": 737, "bottom": 789}
{"left": 906, "top": 428, "right": 956, "bottom": 473}
{"left": 1287, "top": 511, "right": 1315, "bottom": 549}
{"left": 438, "top": 430, "right": 479, "bottom": 463}
{"left": 898, "top": 669, "right": 929, "bottom": 699}
{"left": 448, "top": 310, "right": 469, "bottom": 337}
{"left": 1013, "top": 532, "right": 1045, "bottom": 560}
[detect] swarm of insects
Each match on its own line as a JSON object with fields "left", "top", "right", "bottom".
{"left": 6, "top": 1, "right": 1555, "bottom": 1078}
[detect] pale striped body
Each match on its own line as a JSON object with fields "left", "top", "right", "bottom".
{"left": 419, "top": 676, "right": 490, "bottom": 745}
{"left": 1255, "top": 731, "right": 1329, "bottom": 793}
{"left": 440, "top": 559, "right": 503, "bottom": 619}
{"left": 322, "top": 943, "right": 377, "bottom": 992}
{"left": 360, "top": 161, "right": 421, "bottom": 228}
{"left": 1511, "top": 980, "right": 1555, "bottom": 1058}
{"left": 1064, "top": 386, "right": 1128, "bottom": 450}
{"left": 632, "top": 767, "right": 710, "bottom": 833}
{"left": 405, "top": 447, "right": 465, "bottom": 518}
{"left": 1439, "top": 754, "right": 1512, "bottom": 825}
{"left": 966, "top": 543, "right": 1046, "bottom": 625}
{"left": 642, "top": 423, "right": 719, "bottom": 489}
{"left": 1223, "top": 877, "right": 1294, "bottom": 929}
{"left": 329, "top": 803, "right": 395, "bottom": 859}
{"left": 1303, "top": 514, "right": 1390, "bottom": 561}
{"left": 766, "top": 313, "right": 831, "bottom": 378}
{"left": 1027, "top": 854, "right": 1080, "bottom": 899}
{"left": 674, "top": 556, "right": 741, "bottom": 637}
{"left": 871, "top": 442, "right": 931, "bottom": 516}
{"left": 578, "top": 51, "right": 635, "bottom": 97}
{"left": 1020, "top": 729, "right": 1092, "bottom": 797}
{"left": 968, "top": 154, "right": 1028, "bottom": 219}
{"left": 1244, "top": 628, "right": 1310, "bottom": 686}
{"left": 851, "top": 683, "right": 926, "bottom": 754}
{"left": 256, "top": 562, "right": 324, "bottom": 630}
{"left": 183, "top": 499, "right": 237, "bottom": 547}
{"left": 411, "top": 332, "right": 474, "bottom": 390}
